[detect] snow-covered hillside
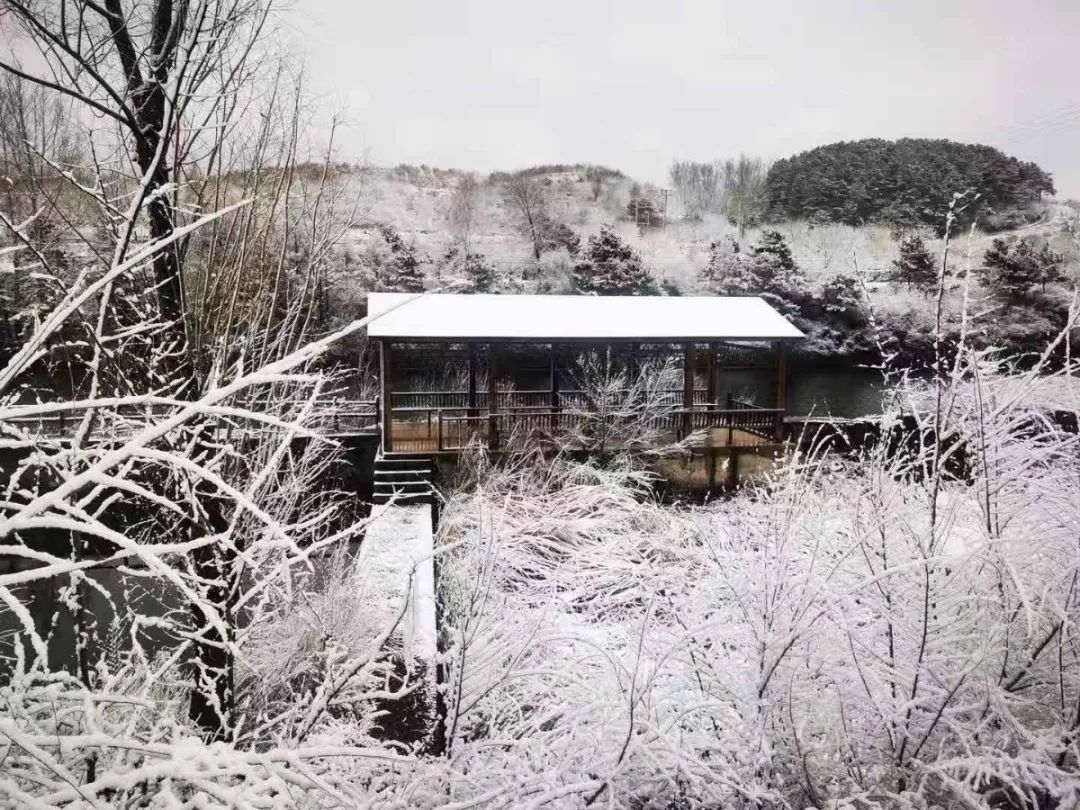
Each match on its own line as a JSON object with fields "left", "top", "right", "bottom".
{"left": 325, "top": 164, "right": 1080, "bottom": 363}
{"left": 333, "top": 164, "right": 1078, "bottom": 291}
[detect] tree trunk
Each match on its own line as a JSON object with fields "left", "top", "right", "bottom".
{"left": 188, "top": 493, "right": 235, "bottom": 741}
{"left": 107, "top": 0, "right": 227, "bottom": 737}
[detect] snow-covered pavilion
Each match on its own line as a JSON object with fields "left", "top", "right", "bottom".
{"left": 367, "top": 292, "right": 804, "bottom": 454}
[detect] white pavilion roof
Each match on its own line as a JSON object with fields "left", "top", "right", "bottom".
{"left": 366, "top": 293, "right": 804, "bottom": 342}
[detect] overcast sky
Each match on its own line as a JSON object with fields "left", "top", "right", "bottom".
{"left": 289, "top": 0, "right": 1080, "bottom": 196}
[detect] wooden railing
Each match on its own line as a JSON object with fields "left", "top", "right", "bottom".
{"left": 728, "top": 395, "right": 760, "bottom": 411}
{"left": 391, "top": 404, "right": 784, "bottom": 452}
{"left": 0, "top": 400, "right": 380, "bottom": 441}
{"left": 392, "top": 388, "right": 713, "bottom": 411}
{"left": 678, "top": 406, "right": 784, "bottom": 443}
{"left": 322, "top": 401, "right": 380, "bottom": 434}
{"left": 436, "top": 410, "right": 588, "bottom": 451}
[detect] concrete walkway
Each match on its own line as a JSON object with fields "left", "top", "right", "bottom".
{"left": 358, "top": 503, "right": 437, "bottom": 663}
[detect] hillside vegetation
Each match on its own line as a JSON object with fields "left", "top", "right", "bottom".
{"left": 765, "top": 138, "right": 1055, "bottom": 233}
{"left": 325, "top": 155, "right": 1078, "bottom": 366}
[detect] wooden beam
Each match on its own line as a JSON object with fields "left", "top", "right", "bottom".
{"left": 467, "top": 344, "right": 477, "bottom": 418}
{"left": 682, "top": 342, "right": 696, "bottom": 437}
{"left": 487, "top": 342, "right": 498, "bottom": 450}
{"left": 705, "top": 343, "right": 717, "bottom": 406}
{"left": 683, "top": 343, "right": 696, "bottom": 408}
{"left": 775, "top": 341, "right": 788, "bottom": 411}
{"left": 549, "top": 343, "right": 560, "bottom": 410}
{"left": 379, "top": 340, "right": 392, "bottom": 453}
{"left": 775, "top": 341, "right": 788, "bottom": 441}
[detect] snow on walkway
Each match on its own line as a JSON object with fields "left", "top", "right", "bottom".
{"left": 357, "top": 503, "right": 437, "bottom": 662}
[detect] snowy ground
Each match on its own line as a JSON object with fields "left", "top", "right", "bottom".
{"left": 359, "top": 502, "right": 437, "bottom": 662}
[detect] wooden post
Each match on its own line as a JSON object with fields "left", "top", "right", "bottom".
{"left": 436, "top": 410, "right": 443, "bottom": 452}
{"left": 379, "top": 340, "right": 393, "bottom": 453}
{"left": 775, "top": 341, "right": 788, "bottom": 410}
{"left": 682, "top": 342, "right": 695, "bottom": 437}
{"left": 467, "top": 344, "right": 477, "bottom": 418}
{"left": 683, "top": 343, "right": 696, "bottom": 407}
{"left": 487, "top": 342, "right": 498, "bottom": 450}
{"left": 775, "top": 341, "right": 788, "bottom": 441}
{"left": 549, "top": 343, "right": 560, "bottom": 433}
{"left": 705, "top": 343, "right": 717, "bottom": 406}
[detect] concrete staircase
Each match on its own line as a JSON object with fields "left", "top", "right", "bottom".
{"left": 373, "top": 453, "right": 434, "bottom": 505}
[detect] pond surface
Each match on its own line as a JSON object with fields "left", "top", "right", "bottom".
{"left": 721, "top": 365, "right": 887, "bottom": 418}
{"left": 790, "top": 365, "right": 888, "bottom": 418}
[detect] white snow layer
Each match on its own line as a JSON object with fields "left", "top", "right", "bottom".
{"left": 367, "top": 292, "right": 805, "bottom": 341}
{"left": 359, "top": 503, "right": 437, "bottom": 661}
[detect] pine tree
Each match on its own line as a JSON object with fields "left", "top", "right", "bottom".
{"left": 983, "top": 237, "right": 1063, "bottom": 303}
{"left": 751, "top": 230, "right": 803, "bottom": 296}
{"left": 821, "top": 274, "right": 863, "bottom": 316}
{"left": 573, "top": 226, "right": 658, "bottom": 295}
{"left": 625, "top": 197, "right": 662, "bottom": 228}
{"left": 538, "top": 217, "right": 581, "bottom": 256}
{"left": 753, "top": 230, "right": 795, "bottom": 273}
{"left": 1037, "top": 243, "right": 1065, "bottom": 290}
{"left": 699, "top": 237, "right": 759, "bottom": 295}
{"left": 463, "top": 253, "right": 496, "bottom": 294}
{"left": 440, "top": 245, "right": 499, "bottom": 293}
{"left": 374, "top": 224, "right": 425, "bottom": 292}
{"left": 764, "top": 138, "right": 1055, "bottom": 233}
{"left": 893, "top": 234, "right": 937, "bottom": 292}
{"left": 699, "top": 234, "right": 803, "bottom": 316}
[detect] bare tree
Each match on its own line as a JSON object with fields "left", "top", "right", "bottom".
{"left": 502, "top": 172, "right": 549, "bottom": 260}
{"left": 431, "top": 296, "right": 1080, "bottom": 807}
{"left": 0, "top": 75, "right": 86, "bottom": 333}
{"left": 585, "top": 165, "right": 606, "bottom": 201}
{"left": 669, "top": 160, "right": 721, "bottom": 220}
{"left": 0, "top": 0, "right": 272, "bottom": 333}
{"left": 0, "top": 74, "right": 82, "bottom": 223}
{"left": 0, "top": 1, "right": 371, "bottom": 742}
{"left": 564, "top": 349, "right": 682, "bottom": 453}
{"left": 720, "top": 154, "right": 770, "bottom": 237}
{"left": 447, "top": 172, "right": 481, "bottom": 255}
{"left": 0, "top": 226, "right": 413, "bottom": 798}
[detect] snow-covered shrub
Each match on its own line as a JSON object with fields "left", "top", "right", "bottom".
{"left": 573, "top": 225, "right": 659, "bottom": 296}
{"left": 429, "top": 307, "right": 1080, "bottom": 807}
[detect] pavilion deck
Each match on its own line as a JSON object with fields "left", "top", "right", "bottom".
{"left": 367, "top": 292, "right": 805, "bottom": 458}
{"left": 385, "top": 389, "right": 784, "bottom": 454}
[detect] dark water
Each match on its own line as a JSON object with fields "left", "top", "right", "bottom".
{"left": 790, "top": 366, "right": 887, "bottom": 418}
{"left": 721, "top": 366, "right": 887, "bottom": 418}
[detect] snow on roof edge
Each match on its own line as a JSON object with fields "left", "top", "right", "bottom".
{"left": 366, "top": 293, "right": 805, "bottom": 342}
